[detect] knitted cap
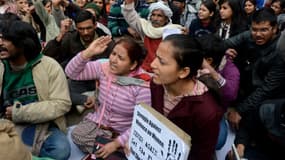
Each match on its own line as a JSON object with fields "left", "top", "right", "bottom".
{"left": 84, "top": 2, "right": 100, "bottom": 17}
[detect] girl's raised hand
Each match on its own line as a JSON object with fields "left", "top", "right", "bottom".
{"left": 81, "top": 36, "right": 112, "bottom": 60}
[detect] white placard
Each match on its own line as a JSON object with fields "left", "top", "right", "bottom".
{"left": 128, "top": 104, "right": 191, "bottom": 160}
{"left": 162, "top": 28, "right": 182, "bottom": 39}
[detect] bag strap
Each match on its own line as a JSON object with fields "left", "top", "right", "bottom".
{"left": 96, "top": 76, "right": 112, "bottom": 128}
{"left": 90, "top": 76, "right": 112, "bottom": 159}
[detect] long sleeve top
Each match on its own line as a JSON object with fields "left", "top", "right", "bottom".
{"left": 151, "top": 81, "right": 223, "bottom": 160}
{"left": 32, "top": 0, "right": 60, "bottom": 42}
{"left": 65, "top": 53, "right": 151, "bottom": 146}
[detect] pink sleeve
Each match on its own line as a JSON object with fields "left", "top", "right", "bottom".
{"left": 65, "top": 52, "right": 103, "bottom": 81}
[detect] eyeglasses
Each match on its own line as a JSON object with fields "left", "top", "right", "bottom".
{"left": 251, "top": 27, "right": 272, "bottom": 34}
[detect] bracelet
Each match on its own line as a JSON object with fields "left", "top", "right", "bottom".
{"left": 217, "top": 75, "right": 226, "bottom": 88}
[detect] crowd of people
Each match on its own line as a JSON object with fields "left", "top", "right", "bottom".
{"left": 0, "top": 0, "right": 284, "bottom": 159}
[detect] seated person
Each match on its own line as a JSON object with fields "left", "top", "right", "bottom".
{"left": 65, "top": 36, "right": 151, "bottom": 159}
{"left": 150, "top": 34, "right": 224, "bottom": 159}
{"left": 0, "top": 20, "right": 71, "bottom": 160}
{"left": 43, "top": 10, "right": 112, "bottom": 114}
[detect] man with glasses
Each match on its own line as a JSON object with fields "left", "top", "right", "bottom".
{"left": 224, "top": 8, "right": 285, "bottom": 159}
{"left": 43, "top": 10, "right": 113, "bottom": 117}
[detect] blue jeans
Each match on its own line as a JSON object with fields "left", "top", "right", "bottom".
{"left": 216, "top": 117, "right": 228, "bottom": 150}
{"left": 39, "top": 126, "right": 71, "bottom": 160}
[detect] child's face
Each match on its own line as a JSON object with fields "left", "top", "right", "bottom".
{"left": 271, "top": 1, "right": 282, "bottom": 15}
{"left": 219, "top": 2, "right": 233, "bottom": 23}
{"left": 198, "top": 4, "right": 213, "bottom": 20}
{"left": 44, "top": 1, "right": 52, "bottom": 14}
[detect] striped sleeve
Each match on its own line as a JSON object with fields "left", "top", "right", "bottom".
{"left": 65, "top": 52, "right": 103, "bottom": 81}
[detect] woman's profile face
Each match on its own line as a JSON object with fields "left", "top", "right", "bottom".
{"left": 44, "top": 1, "right": 52, "bottom": 14}
{"left": 219, "top": 2, "right": 233, "bottom": 22}
{"left": 109, "top": 43, "right": 137, "bottom": 76}
{"left": 151, "top": 41, "right": 182, "bottom": 85}
{"left": 198, "top": 4, "right": 212, "bottom": 20}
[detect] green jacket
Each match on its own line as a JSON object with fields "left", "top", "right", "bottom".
{"left": 0, "top": 55, "right": 71, "bottom": 155}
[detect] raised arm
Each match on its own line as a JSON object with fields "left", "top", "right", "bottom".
{"left": 121, "top": 0, "right": 145, "bottom": 37}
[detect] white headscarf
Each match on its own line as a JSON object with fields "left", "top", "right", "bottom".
{"left": 148, "top": 1, "right": 173, "bottom": 23}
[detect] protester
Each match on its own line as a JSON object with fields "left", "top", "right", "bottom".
{"left": 108, "top": 0, "right": 149, "bottom": 38}
{"left": 189, "top": 0, "right": 217, "bottom": 37}
{"left": 65, "top": 36, "right": 151, "bottom": 159}
{"left": 0, "top": 20, "right": 71, "bottom": 160}
{"left": 44, "top": 10, "right": 111, "bottom": 112}
{"left": 217, "top": 0, "right": 248, "bottom": 40}
{"left": 150, "top": 34, "right": 223, "bottom": 159}
{"left": 224, "top": 8, "right": 285, "bottom": 159}
{"left": 122, "top": 0, "right": 183, "bottom": 72}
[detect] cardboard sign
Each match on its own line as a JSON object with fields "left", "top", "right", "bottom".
{"left": 128, "top": 104, "right": 191, "bottom": 160}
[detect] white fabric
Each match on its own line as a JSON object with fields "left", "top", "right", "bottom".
{"left": 139, "top": 19, "right": 183, "bottom": 38}
{"left": 148, "top": 1, "right": 173, "bottom": 22}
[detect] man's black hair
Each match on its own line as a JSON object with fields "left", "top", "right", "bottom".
{"left": 2, "top": 20, "right": 42, "bottom": 61}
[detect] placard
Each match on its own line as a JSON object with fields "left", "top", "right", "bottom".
{"left": 128, "top": 104, "right": 191, "bottom": 160}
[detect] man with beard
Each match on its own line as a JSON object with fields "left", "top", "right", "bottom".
{"left": 223, "top": 8, "right": 285, "bottom": 159}
{"left": 122, "top": 0, "right": 183, "bottom": 72}
{"left": 0, "top": 19, "right": 71, "bottom": 159}
{"left": 43, "top": 10, "right": 113, "bottom": 115}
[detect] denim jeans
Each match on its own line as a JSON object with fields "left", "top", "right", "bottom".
{"left": 216, "top": 117, "right": 228, "bottom": 150}
{"left": 39, "top": 126, "right": 71, "bottom": 160}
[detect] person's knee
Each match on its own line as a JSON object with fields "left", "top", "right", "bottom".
{"left": 40, "top": 128, "right": 71, "bottom": 160}
{"left": 71, "top": 127, "right": 85, "bottom": 145}
{"left": 40, "top": 140, "right": 71, "bottom": 160}
{"left": 216, "top": 118, "right": 228, "bottom": 150}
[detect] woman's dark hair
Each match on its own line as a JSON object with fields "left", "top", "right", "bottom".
{"left": 243, "top": 0, "right": 257, "bottom": 15}
{"left": 2, "top": 20, "right": 42, "bottom": 61}
{"left": 164, "top": 34, "right": 222, "bottom": 101}
{"left": 115, "top": 37, "right": 146, "bottom": 70}
{"left": 163, "top": 34, "right": 204, "bottom": 79}
{"left": 42, "top": 0, "right": 51, "bottom": 6}
{"left": 218, "top": 0, "right": 248, "bottom": 36}
{"left": 75, "top": 10, "right": 96, "bottom": 24}
{"left": 244, "top": 0, "right": 257, "bottom": 7}
{"left": 272, "top": 0, "right": 285, "bottom": 10}
{"left": 98, "top": 0, "right": 108, "bottom": 19}
{"left": 252, "top": 7, "right": 277, "bottom": 27}
{"left": 202, "top": 0, "right": 217, "bottom": 20}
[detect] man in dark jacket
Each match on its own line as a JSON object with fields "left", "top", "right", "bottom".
{"left": 224, "top": 8, "right": 285, "bottom": 159}
{"left": 43, "top": 10, "right": 112, "bottom": 113}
